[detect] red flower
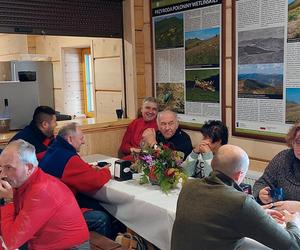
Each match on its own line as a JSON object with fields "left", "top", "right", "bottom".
{"left": 165, "top": 168, "right": 175, "bottom": 177}
{"left": 149, "top": 165, "right": 157, "bottom": 180}
{"left": 154, "top": 149, "right": 161, "bottom": 158}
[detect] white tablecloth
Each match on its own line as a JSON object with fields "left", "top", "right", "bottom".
{"left": 84, "top": 154, "right": 179, "bottom": 250}
{"left": 83, "top": 154, "right": 271, "bottom": 250}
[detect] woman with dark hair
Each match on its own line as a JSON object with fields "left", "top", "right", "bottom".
{"left": 181, "top": 120, "right": 228, "bottom": 178}
{"left": 253, "top": 123, "right": 300, "bottom": 212}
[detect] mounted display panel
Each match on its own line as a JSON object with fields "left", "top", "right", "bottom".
{"left": 233, "top": 0, "right": 300, "bottom": 142}
{"left": 151, "top": 0, "right": 225, "bottom": 127}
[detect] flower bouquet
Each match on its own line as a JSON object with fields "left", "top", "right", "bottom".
{"left": 131, "top": 144, "right": 188, "bottom": 193}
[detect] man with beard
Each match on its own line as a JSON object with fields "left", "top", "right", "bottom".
{"left": 10, "top": 106, "right": 57, "bottom": 162}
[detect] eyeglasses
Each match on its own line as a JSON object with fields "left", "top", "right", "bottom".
{"left": 293, "top": 139, "right": 300, "bottom": 146}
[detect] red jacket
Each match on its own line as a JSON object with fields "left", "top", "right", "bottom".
{"left": 1, "top": 168, "right": 89, "bottom": 250}
{"left": 61, "top": 155, "right": 111, "bottom": 195}
{"left": 40, "top": 136, "right": 111, "bottom": 196}
{"left": 120, "top": 118, "right": 158, "bottom": 157}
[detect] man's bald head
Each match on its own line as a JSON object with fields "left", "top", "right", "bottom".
{"left": 211, "top": 144, "right": 249, "bottom": 184}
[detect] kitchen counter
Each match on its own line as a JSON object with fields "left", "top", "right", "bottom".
{"left": 0, "top": 118, "right": 132, "bottom": 155}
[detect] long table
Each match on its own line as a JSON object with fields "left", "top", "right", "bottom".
{"left": 84, "top": 154, "right": 179, "bottom": 250}
{"left": 83, "top": 154, "right": 271, "bottom": 250}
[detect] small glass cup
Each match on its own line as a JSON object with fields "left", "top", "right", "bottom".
{"left": 270, "top": 187, "right": 284, "bottom": 202}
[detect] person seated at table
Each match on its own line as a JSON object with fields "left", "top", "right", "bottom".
{"left": 0, "top": 139, "right": 89, "bottom": 250}
{"left": 10, "top": 106, "right": 57, "bottom": 162}
{"left": 171, "top": 144, "right": 300, "bottom": 250}
{"left": 119, "top": 97, "right": 158, "bottom": 160}
{"left": 39, "top": 122, "right": 112, "bottom": 237}
{"left": 142, "top": 110, "right": 192, "bottom": 160}
{"left": 181, "top": 120, "right": 228, "bottom": 178}
{"left": 253, "top": 123, "right": 300, "bottom": 212}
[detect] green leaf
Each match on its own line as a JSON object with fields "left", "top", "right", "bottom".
{"left": 160, "top": 179, "right": 172, "bottom": 193}
{"left": 139, "top": 175, "right": 149, "bottom": 185}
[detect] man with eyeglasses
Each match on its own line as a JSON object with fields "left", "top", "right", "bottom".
{"left": 142, "top": 110, "right": 192, "bottom": 160}
{"left": 10, "top": 106, "right": 57, "bottom": 162}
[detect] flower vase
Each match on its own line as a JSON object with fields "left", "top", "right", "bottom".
{"left": 149, "top": 177, "right": 159, "bottom": 186}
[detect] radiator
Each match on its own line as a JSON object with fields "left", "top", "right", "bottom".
{"left": 243, "top": 170, "right": 263, "bottom": 187}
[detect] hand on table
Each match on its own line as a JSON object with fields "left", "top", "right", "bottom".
{"left": 282, "top": 210, "right": 300, "bottom": 227}
{"left": 259, "top": 186, "right": 272, "bottom": 204}
{"left": 273, "top": 200, "right": 300, "bottom": 213}
{"left": 262, "top": 204, "right": 285, "bottom": 224}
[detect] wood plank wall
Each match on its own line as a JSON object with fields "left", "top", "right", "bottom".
{"left": 134, "top": 0, "right": 153, "bottom": 108}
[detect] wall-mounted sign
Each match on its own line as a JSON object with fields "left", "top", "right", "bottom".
{"left": 152, "top": 0, "right": 224, "bottom": 126}
{"left": 233, "top": 0, "right": 299, "bottom": 141}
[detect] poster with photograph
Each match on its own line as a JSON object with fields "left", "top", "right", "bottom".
{"left": 152, "top": 0, "right": 223, "bottom": 125}
{"left": 234, "top": 0, "right": 300, "bottom": 140}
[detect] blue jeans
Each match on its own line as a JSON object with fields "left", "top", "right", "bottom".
{"left": 83, "top": 210, "right": 111, "bottom": 238}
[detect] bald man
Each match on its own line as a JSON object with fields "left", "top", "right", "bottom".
{"left": 171, "top": 145, "right": 300, "bottom": 250}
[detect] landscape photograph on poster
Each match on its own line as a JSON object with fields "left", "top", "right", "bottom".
{"left": 238, "top": 27, "right": 284, "bottom": 64}
{"left": 152, "top": 0, "right": 189, "bottom": 9}
{"left": 156, "top": 83, "right": 185, "bottom": 113}
{"left": 185, "top": 27, "right": 220, "bottom": 68}
{"left": 288, "top": 0, "right": 300, "bottom": 40}
{"left": 238, "top": 63, "right": 283, "bottom": 99}
{"left": 154, "top": 13, "right": 184, "bottom": 50}
{"left": 286, "top": 88, "right": 300, "bottom": 123}
{"left": 185, "top": 69, "right": 220, "bottom": 103}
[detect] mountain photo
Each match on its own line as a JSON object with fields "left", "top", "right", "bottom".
{"left": 154, "top": 14, "right": 184, "bottom": 49}
{"left": 288, "top": 0, "right": 300, "bottom": 40}
{"left": 286, "top": 88, "right": 300, "bottom": 123}
{"left": 185, "top": 27, "right": 220, "bottom": 68}
{"left": 238, "top": 27, "right": 284, "bottom": 64}
{"left": 238, "top": 63, "right": 283, "bottom": 99}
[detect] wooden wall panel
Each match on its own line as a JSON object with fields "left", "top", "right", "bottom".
{"left": 54, "top": 89, "right": 64, "bottom": 112}
{"left": 144, "top": 0, "right": 151, "bottom": 24}
{"left": 137, "top": 74, "right": 146, "bottom": 97}
{"left": 0, "top": 34, "right": 28, "bottom": 56}
{"left": 134, "top": 6, "right": 144, "bottom": 31}
{"left": 135, "top": 45, "right": 145, "bottom": 74}
{"left": 52, "top": 61, "right": 63, "bottom": 89}
{"left": 94, "top": 57, "right": 122, "bottom": 90}
{"left": 93, "top": 38, "right": 122, "bottom": 58}
{"left": 144, "top": 24, "right": 152, "bottom": 64}
{"left": 79, "top": 127, "right": 126, "bottom": 157}
{"left": 95, "top": 91, "right": 123, "bottom": 120}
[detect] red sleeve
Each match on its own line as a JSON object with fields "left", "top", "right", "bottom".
{"left": 36, "top": 151, "right": 46, "bottom": 162}
{"left": 1, "top": 194, "right": 60, "bottom": 249}
{"left": 119, "top": 121, "right": 135, "bottom": 155}
{"left": 62, "top": 156, "right": 111, "bottom": 193}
